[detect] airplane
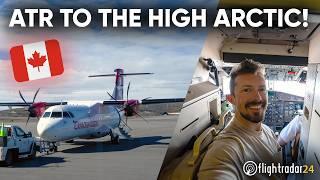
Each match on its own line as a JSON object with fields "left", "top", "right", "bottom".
{"left": 0, "top": 68, "right": 185, "bottom": 150}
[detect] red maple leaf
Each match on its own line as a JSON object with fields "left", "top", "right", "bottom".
{"left": 27, "top": 51, "right": 47, "bottom": 72}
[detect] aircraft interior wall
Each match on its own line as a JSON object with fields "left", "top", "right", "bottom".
{"left": 302, "top": 26, "right": 320, "bottom": 179}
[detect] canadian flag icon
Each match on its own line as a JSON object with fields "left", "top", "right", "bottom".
{"left": 10, "top": 39, "right": 64, "bottom": 82}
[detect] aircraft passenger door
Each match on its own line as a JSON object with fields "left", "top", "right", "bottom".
{"left": 305, "top": 64, "right": 320, "bottom": 179}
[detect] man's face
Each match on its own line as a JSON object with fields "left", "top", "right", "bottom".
{"left": 230, "top": 72, "right": 268, "bottom": 123}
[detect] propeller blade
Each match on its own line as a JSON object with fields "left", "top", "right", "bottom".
{"left": 27, "top": 106, "right": 32, "bottom": 113}
{"left": 118, "top": 107, "right": 126, "bottom": 112}
{"left": 121, "top": 117, "right": 132, "bottom": 131}
{"left": 133, "top": 109, "right": 149, "bottom": 124}
{"left": 25, "top": 115, "right": 31, "bottom": 126}
{"left": 126, "top": 81, "right": 131, "bottom": 102}
{"left": 107, "top": 92, "right": 117, "bottom": 101}
{"left": 124, "top": 122, "right": 133, "bottom": 131}
{"left": 114, "top": 107, "right": 132, "bottom": 130}
{"left": 126, "top": 115, "right": 128, "bottom": 124}
{"left": 19, "top": 90, "right": 28, "bottom": 105}
{"left": 32, "top": 88, "right": 40, "bottom": 104}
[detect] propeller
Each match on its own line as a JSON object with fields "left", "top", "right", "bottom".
{"left": 125, "top": 81, "right": 131, "bottom": 124}
{"left": 126, "top": 81, "right": 131, "bottom": 102}
{"left": 107, "top": 81, "right": 149, "bottom": 125}
{"left": 107, "top": 92, "right": 117, "bottom": 101}
{"left": 18, "top": 88, "right": 43, "bottom": 126}
{"left": 32, "top": 88, "right": 40, "bottom": 103}
{"left": 106, "top": 86, "right": 133, "bottom": 129}
{"left": 114, "top": 107, "right": 132, "bottom": 131}
{"left": 123, "top": 82, "right": 149, "bottom": 124}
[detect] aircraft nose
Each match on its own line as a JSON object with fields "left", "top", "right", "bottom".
{"left": 37, "top": 119, "right": 60, "bottom": 141}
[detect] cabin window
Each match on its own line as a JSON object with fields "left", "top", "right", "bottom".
{"left": 43, "top": 112, "right": 51, "bottom": 118}
{"left": 51, "top": 112, "right": 62, "bottom": 118}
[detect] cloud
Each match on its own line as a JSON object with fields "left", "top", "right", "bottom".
{"left": 0, "top": 28, "right": 206, "bottom": 104}
{"left": 0, "top": 0, "right": 209, "bottom": 108}
{"left": 0, "top": 0, "right": 50, "bottom": 17}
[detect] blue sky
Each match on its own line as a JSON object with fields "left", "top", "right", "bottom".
{"left": 0, "top": 50, "right": 8, "bottom": 60}
{"left": 0, "top": 0, "right": 215, "bottom": 109}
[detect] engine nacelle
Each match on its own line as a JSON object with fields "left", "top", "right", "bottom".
{"left": 29, "top": 102, "right": 47, "bottom": 117}
{"left": 124, "top": 100, "right": 140, "bottom": 116}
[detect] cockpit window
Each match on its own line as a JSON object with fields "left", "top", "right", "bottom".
{"left": 43, "top": 112, "right": 51, "bottom": 118}
{"left": 69, "top": 112, "right": 75, "bottom": 118}
{"left": 63, "top": 112, "right": 71, "bottom": 118}
{"left": 51, "top": 112, "right": 62, "bottom": 118}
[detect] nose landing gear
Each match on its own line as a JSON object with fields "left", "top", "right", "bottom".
{"left": 36, "top": 138, "right": 59, "bottom": 155}
{"left": 46, "top": 142, "right": 58, "bottom": 154}
{"left": 110, "top": 130, "right": 120, "bottom": 144}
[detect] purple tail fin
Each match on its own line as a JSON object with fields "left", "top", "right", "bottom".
{"left": 88, "top": 69, "right": 153, "bottom": 100}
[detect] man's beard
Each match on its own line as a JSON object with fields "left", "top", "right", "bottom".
{"left": 240, "top": 101, "right": 267, "bottom": 123}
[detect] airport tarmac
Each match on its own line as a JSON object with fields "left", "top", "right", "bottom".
{"left": 0, "top": 115, "right": 178, "bottom": 180}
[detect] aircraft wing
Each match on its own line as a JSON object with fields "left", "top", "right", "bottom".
{"left": 1, "top": 99, "right": 185, "bottom": 106}
{"left": 103, "top": 100, "right": 126, "bottom": 105}
{"left": 141, "top": 98, "right": 185, "bottom": 104}
{"left": 0, "top": 103, "right": 32, "bottom": 106}
{"left": 0, "top": 102, "right": 67, "bottom": 107}
{"left": 102, "top": 98, "right": 185, "bottom": 105}
{"left": 46, "top": 102, "right": 68, "bottom": 106}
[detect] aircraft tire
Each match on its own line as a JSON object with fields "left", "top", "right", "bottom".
{"left": 111, "top": 135, "right": 120, "bottom": 144}
{"left": 54, "top": 146, "right": 58, "bottom": 152}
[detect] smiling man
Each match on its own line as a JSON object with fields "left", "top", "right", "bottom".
{"left": 198, "top": 59, "right": 282, "bottom": 180}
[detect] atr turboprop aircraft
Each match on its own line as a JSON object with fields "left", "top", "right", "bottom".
{"left": 0, "top": 68, "right": 184, "bottom": 150}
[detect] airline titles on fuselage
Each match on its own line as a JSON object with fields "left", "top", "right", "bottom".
{"left": 74, "top": 120, "right": 98, "bottom": 130}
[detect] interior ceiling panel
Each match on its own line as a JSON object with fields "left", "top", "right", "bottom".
{"left": 216, "top": 1, "right": 320, "bottom": 42}
{"left": 223, "top": 53, "right": 308, "bottom": 66}
{"left": 218, "top": 23, "right": 318, "bottom": 41}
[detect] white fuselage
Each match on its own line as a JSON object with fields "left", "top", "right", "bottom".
{"left": 37, "top": 102, "right": 122, "bottom": 142}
